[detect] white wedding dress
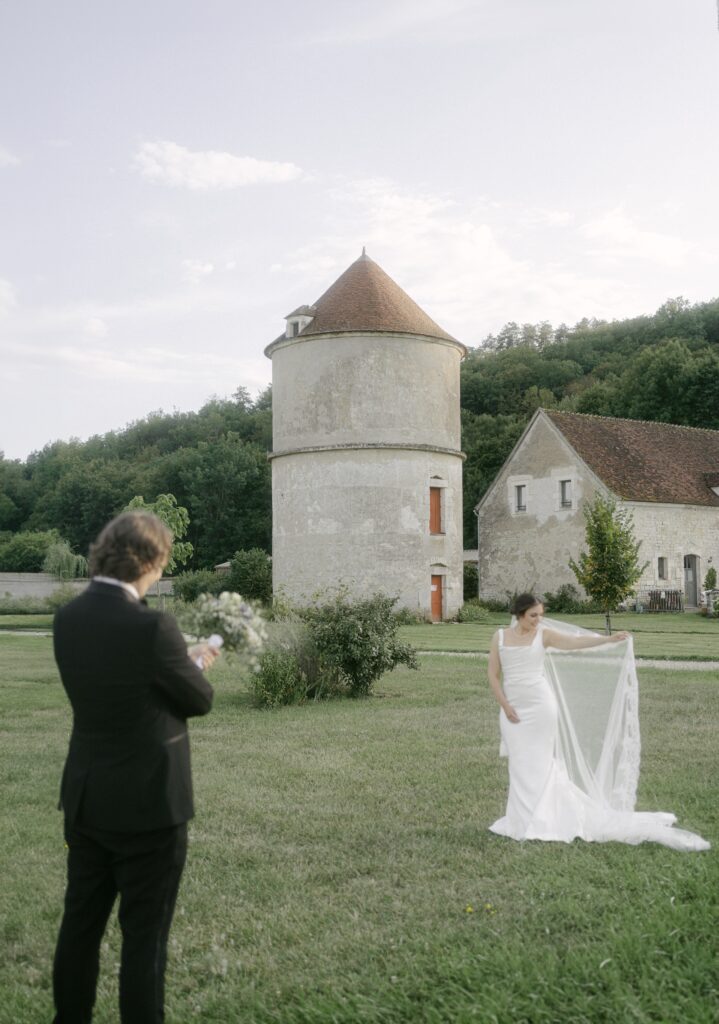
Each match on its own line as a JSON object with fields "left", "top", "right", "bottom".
{"left": 489, "top": 623, "right": 710, "bottom": 851}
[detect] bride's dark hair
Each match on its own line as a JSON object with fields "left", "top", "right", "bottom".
{"left": 511, "top": 592, "right": 543, "bottom": 617}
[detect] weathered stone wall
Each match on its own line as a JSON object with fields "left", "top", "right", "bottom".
{"left": 0, "top": 573, "right": 88, "bottom": 599}
{"left": 477, "top": 412, "right": 719, "bottom": 604}
{"left": 477, "top": 414, "right": 604, "bottom": 600}
{"left": 270, "top": 332, "right": 462, "bottom": 453}
{"left": 268, "top": 329, "right": 465, "bottom": 619}
{"left": 271, "top": 448, "right": 464, "bottom": 617}
{"left": 625, "top": 502, "right": 718, "bottom": 599}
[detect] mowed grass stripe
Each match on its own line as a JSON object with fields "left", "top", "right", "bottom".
{"left": 0, "top": 637, "right": 716, "bottom": 1023}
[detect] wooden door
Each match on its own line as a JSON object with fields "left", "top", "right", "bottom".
{"left": 430, "top": 575, "right": 443, "bottom": 621}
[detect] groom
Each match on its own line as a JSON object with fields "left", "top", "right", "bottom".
{"left": 52, "top": 510, "right": 219, "bottom": 1024}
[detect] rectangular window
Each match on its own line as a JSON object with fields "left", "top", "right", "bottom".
{"left": 429, "top": 487, "right": 442, "bottom": 533}
{"left": 658, "top": 557, "right": 668, "bottom": 580}
{"left": 560, "top": 479, "right": 572, "bottom": 508}
{"left": 515, "top": 484, "right": 526, "bottom": 513}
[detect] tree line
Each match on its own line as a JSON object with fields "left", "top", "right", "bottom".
{"left": 1, "top": 295, "right": 717, "bottom": 566}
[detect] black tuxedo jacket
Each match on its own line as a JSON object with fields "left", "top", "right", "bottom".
{"left": 54, "top": 581, "right": 214, "bottom": 832}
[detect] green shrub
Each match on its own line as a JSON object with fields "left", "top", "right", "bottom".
{"left": 0, "top": 595, "right": 51, "bottom": 614}
{"left": 301, "top": 593, "right": 418, "bottom": 698}
{"left": 0, "top": 530, "right": 60, "bottom": 572}
{"left": 252, "top": 649, "right": 309, "bottom": 708}
{"left": 457, "top": 599, "right": 488, "bottom": 623}
{"left": 252, "top": 620, "right": 334, "bottom": 707}
{"left": 476, "top": 595, "right": 514, "bottom": 613}
{"left": 704, "top": 566, "right": 717, "bottom": 591}
{"left": 542, "top": 583, "right": 600, "bottom": 614}
{"left": 43, "top": 540, "right": 88, "bottom": 581}
{"left": 463, "top": 561, "right": 478, "bottom": 602}
{"left": 172, "top": 569, "right": 224, "bottom": 603}
{"left": 228, "top": 548, "right": 272, "bottom": 604}
{"left": 393, "top": 606, "right": 427, "bottom": 625}
{"left": 45, "top": 584, "right": 80, "bottom": 612}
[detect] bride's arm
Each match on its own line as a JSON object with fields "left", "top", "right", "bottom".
{"left": 488, "top": 631, "right": 520, "bottom": 723}
{"left": 542, "top": 628, "right": 630, "bottom": 650}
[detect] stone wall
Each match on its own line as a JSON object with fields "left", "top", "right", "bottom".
{"left": 476, "top": 411, "right": 719, "bottom": 605}
{"left": 268, "top": 328, "right": 465, "bottom": 619}
{"left": 0, "top": 573, "right": 174, "bottom": 600}
{"left": 477, "top": 414, "right": 605, "bottom": 600}
{"left": 626, "top": 502, "right": 718, "bottom": 603}
{"left": 272, "top": 447, "right": 464, "bottom": 618}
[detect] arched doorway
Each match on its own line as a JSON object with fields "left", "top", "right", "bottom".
{"left": 683, "top": 554, "right": 700, "bottom": 607}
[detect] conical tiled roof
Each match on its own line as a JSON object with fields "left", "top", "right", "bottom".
{"left": 296, "top": 252, "right": 458, "bottom": 343}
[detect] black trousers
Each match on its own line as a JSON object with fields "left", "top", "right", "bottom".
{"left": 53, "top": 820, "right": 188, "bottom": 1024}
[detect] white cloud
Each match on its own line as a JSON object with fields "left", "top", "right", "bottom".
{"left": 581, "top": 207, "right": 692, "bottom": 268}
{"left": 273, "top": 177, "right": 646, "bottom": 343}
{"left": 0, "top": 147, "right": 20, "bottom": 168}
{"left": 182, "top": 259, "right": 215, "bottom": 285}
{"left": 84, "top": 317, "right": 108, "bottom": 338}
{"left": 134, "top": 141, "right": 302, "bottom": 190}
{"left": 305, "top": 0, "right": 480, "bottom": 45}
{"left": 0, "top": 279, "right": 17, "bottom": 315}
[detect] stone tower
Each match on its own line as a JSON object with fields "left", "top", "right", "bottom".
{"left": 265, "top": 252, "right": 466, "bottom": 620}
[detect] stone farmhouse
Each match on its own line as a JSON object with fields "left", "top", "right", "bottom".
{"left": 475, "top": 409, "right": 719, "bottom": 609}
{"left": 266, "top": 251, "right": 467, "bottom": 620}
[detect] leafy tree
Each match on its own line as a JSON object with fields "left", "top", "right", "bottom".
{"left": 124, "top": 494, "right": 193, "bottom": 574}
{"left": 569, "top": 496, "right": 647, "bottom": 634}
{"left": 43, "top": 540, "right": 88, "bottom": 580}
{"left": 228, "top": 548, "right": 273, "bottom": 604}
{"left": 0, "top": 530, "right": 61, "bottom": 572}
{"left": 178, "top": 434, "right": 271, "bottom": 566}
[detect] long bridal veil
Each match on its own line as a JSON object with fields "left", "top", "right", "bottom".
{"left": 528, "top": 617, "right": 709, "bottom": 851}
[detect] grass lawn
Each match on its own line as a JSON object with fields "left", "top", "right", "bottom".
{"left": 1, "top": 635, "right": 716, "bottom": 1023}
{"left": 400, "top": 612, "right": 719, "bottom": 661}
{"left": 0, "top": 614, "right": 54, "bottom": 631}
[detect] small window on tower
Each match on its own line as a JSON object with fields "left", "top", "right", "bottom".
{"left": 429, "top": 486, "right": 442, "bottom": 534}
{"left": 515, "top": 484, "right": 527, "bottom": 513}
{"left": 560, "top": 479, "right": 572, "bottom": 508}
{"left": 658, "top": 557, "right": 668, "bottom": 580}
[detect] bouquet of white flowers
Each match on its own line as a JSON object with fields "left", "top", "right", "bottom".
{"left": 185, "top": 591, "right": 267, "bottom": 669}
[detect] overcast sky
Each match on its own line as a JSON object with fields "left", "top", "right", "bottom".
{"left": 1, "top": 0, "right": 718, "bottom": 461}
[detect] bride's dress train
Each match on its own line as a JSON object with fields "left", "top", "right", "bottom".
{"left": 489, "top": 624, "right": 709, "bottom": 852}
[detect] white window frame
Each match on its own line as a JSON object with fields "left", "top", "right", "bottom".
{"left": 559, "top": 479, "right": 573, "bottom": 509}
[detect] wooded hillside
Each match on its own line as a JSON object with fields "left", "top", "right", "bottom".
{"left": 2, "top": 296, "right": 717, "bottom": 561}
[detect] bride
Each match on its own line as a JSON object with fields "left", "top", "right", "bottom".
{"left": 488, "top": 593, "right": 710, "bottom": 851}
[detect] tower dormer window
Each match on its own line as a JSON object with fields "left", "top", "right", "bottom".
{"left": 284, "top": 304, "right": 317, "bottom": 339}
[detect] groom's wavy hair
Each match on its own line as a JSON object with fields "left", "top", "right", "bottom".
{"left": 88, "top": 511, "right": 173, "bottom": 582}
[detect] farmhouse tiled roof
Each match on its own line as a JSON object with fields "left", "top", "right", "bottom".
{"left": 296, "top": 251, "right": 458, "bottom": 343}
{"left": 546, "top": 410, "right": 719, "bottom": 507}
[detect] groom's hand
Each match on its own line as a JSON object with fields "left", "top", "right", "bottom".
{"left": 189, "top": 644, "right": 222, "bottom": 671}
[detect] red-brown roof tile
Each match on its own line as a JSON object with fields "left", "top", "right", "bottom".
{"left": 545, "top": 410, "right": 719, "bottom": 506}
{"left": 297, "top": 252, "right": 459, "bottom": 344}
